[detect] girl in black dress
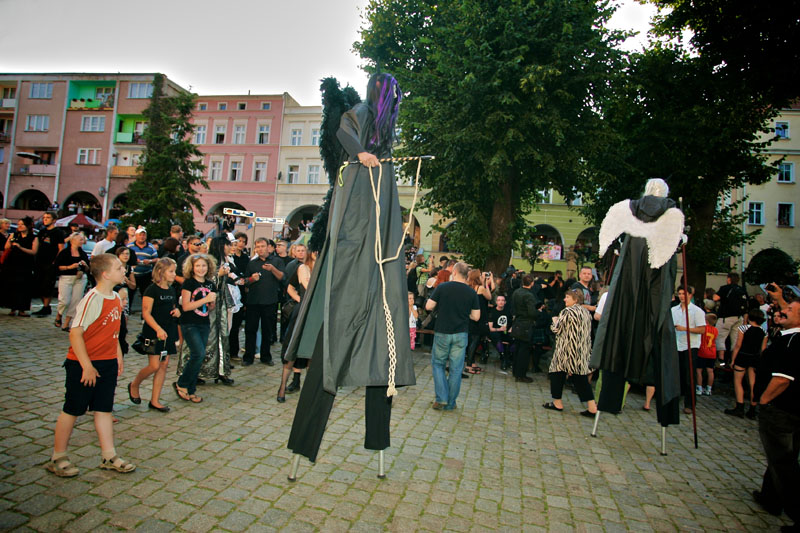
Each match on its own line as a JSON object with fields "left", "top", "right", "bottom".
{"left": 3, "top": 217, "right": 39, "bottom": 316}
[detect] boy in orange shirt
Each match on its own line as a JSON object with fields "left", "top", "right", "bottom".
{"left": 45, "top": 254, "right": 135, "bottom": 477}
{"left": 696, "top": 313, "right": 719, "bottom": 396}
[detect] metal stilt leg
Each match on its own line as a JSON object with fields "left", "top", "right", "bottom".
{"left": 377, "top": 450, "right": 386, "bottom": 479}
{"left": 660, "top": 427, "right": 667, "bottom": 456}
{"left": 591, "top": 411, "right": 601, "bottom": 437}
{"left": 287, "top": 454, "right": 301, "bottom": 482}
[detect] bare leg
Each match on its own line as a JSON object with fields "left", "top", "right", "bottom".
{"left": 695, "top": 368, "right": 703, "bottom": 389}
{"left": 53, "top": 412, "right": 77, "bottom": 454}
{"left": 586, "top": 399, "right": 598, "bottom": 414}
{"left": 131, "top": 356, "right": 160, "bottom": 397}
{"left": 733, "top": 368, "right": 745, "bottom": 403}
{"left": 94, "top": 412, "right": 115, "bottom": 454}
{"left": 644, "top": 386, "right": 655, "bottom": 409}
{"left": 747, "top": 367, "right": 757, "bottom": 405}
{"left": 706, "top": 368, "right": 715, "bottom": 389}
{"left": 552, "top": 398, "right": 564, "bottom": 409}
{"left": 151, "top": 357, "right": 169, "bottom": 407}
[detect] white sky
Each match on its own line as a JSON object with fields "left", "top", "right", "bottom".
{"left": 0, "top": 0, "right": 657, "bottom": 106}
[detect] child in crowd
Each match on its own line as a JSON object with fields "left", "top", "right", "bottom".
{"left": 696, "top": 313, "right": 718, "bottom": 396}
{"left": 174, "top": 253, "right": 217, "bottom": 404}
{"left": 725, "top": 308, "right": 768, "bottom": 419}
{"left": 409, "top": 291, "right": 418, "bottom": 350}
{"left": 45, "top": 254, "right": 135, "bottom": 477}
{"left": 129, "top": 258, "right": 180, "bottom": 412}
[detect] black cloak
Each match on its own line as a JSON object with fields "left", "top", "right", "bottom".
{"left": 284, "top": 102, "right": 416, "bottom": 395}
{"left": 590, "top": 196, "right": 683, "bottom": 425}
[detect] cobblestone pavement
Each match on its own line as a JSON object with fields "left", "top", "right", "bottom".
{"left": 0, "top": 309, "right": 790, "bottom": 532}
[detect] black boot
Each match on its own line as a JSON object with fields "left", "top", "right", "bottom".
{"left": 746, "top": 404, "right": 758, "bottom": 420}
{"left": 724, "top": 402, "right": 744, "bottom": 418}
{"left": 286, "top": 372, "right": 301, "bottom": 393}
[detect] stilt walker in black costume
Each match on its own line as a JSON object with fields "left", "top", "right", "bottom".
{"left": 283, "top": 73, "right": 416, "bottom": 479}
{"left": 589, "top": 178, "right": 685, "bottom": 453}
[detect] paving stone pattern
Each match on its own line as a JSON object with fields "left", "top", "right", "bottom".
{"left": 0, "top": 311, "right": 790, "bottom": 531}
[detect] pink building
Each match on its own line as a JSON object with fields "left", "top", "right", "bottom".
{"left": 190, "top": 94, "right": 291, "bottom": 232}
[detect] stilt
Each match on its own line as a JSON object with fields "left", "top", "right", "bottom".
{"left": 377, "top": 450, "right": 386, "bottom": 479}
{"left": 287, "top": 454, "right": 301, "bottom": 482}
{"left": 660, "top": 426, "right": 667, "bottom": 456}
{"left": 591, "top": 411, "right": 601, "bottom": 437}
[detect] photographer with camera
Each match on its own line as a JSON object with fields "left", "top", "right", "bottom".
{"left": 53, "top": 232, "right": 90, "bottom": 331}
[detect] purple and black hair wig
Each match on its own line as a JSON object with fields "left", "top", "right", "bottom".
{"left": 365, "top": 73, "right": 401, "bottom": 155}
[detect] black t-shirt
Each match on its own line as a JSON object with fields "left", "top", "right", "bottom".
{"left": 245, "top": 255, "right": 284, "bottom": 305}
{"left": 180, "top": 278, "right": 216, "bottom": 325}
{"left": 755, "top": 332, "right": 800, "bottom": 415}
{"left": 739, "top": 325, "right": 766, "bottom": 356}
{"left": 429, "top": 281, "right": 480, "bottom": 334}
{"left": 54, "top": 247, "right": 89, "bottom": 276}
{"left": 143, "top": 283, "right": 179, "bottom": 338}
{"left": 490, "top": 307, "right": 511, "bottom": 341}
{"left": 36, "top": 226, "right": 64, "bottom": 265}
{"left": 717, "top": 284, "right": 747, "bottom": 318}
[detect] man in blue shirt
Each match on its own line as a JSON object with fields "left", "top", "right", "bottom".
{"left": 128, "top": 227, "right": 158, "bottom": 312}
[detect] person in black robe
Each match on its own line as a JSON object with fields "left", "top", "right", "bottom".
{"left": 284, "top": 73, "right": 416, "bottom": 463}
{"left": 590, "top": 178, "right": 685, "bottom": 426}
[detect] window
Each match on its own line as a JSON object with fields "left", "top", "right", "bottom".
{"left": 25, "top": 114, "right": 49, "bottom": 131}
{"left": 538, "top": 189, "right": 552, "bottom": 204}
{"left": 778, "top": 162, "right": 795, "bottom": 183}
{"left": 0, "top": 147, "right": 4, "bottom": 164}
{"left": 30, "top": 82, "right": 53, "bottom": 99}
{"left": 568, "top": 190, "right": 583, "bottom": 206}
{"left": 287, "top": 165, "right": 299, "bottom": 184}
{"left": 95, "top": 87, "right": 114, "bottom": 103}
{"left": 253, "top": 162, "right": 266, "bottom": 182}
{"left": 233, "top": 125, "right": 246, "bottom": 144}
{"left": 77, "top": 148, "right": 101, "bottom": 165}
{"left": 218, "top": 102, "right": 227, "bottom": 111}
{"left": 198, "top": 103, "right": 207, "bottom": 111}
{"left": 210, "top": 161, "right": 222, "bottom": 181}
{"left": 81, "top": 116, "right": 105, "bottom": 132}
{"left": 230, "top": 161, "right": 242, "bottom": 181}
{"left": 290, "top": 129, "right": 302, "bottom": 146}
{"left": 134, "top": 121, "right": 147, "bottom": 135}
{"left": 776, "top": 122, "right": 789, "bottom": 139}
{"left": 214, "top": 125, "right": 225, "bottom": 144}
{"left": 311, "top": 128, "right": 321, "bottom": 146}
{"left": 258, "top": 125, "right": 270, "bottom": 144}
{"left": 307, "top": 164, "right": 320, "bottom": 184}
{"left": 237, "top": 102, "right": 246, "bottom": 110}
{"left": 748, "top": 202, "right": 764, "bottom": 225}
{"left": 194, "top": 125, "right": 206, "bottom": 144}
{"left": 2, "top": 87, "right": 16, "bottom": 99}
{"left": 261, "top": 102, "right": 271, "bottom": 110}
{"left": 778, "top": 203, "right": 795, "bottom": 227}
{"left": 128, "top": 83, "right": 153, "bottom": 99}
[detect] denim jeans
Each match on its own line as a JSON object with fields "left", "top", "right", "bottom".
{"left": 178, "top": 323, "right": 210, "bottom": 395}
{"left": 431, "top": 332, "right": 468, "bottom": 409}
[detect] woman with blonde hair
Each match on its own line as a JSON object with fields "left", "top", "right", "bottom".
{"left": 129, "top": 258, "right": 181, "bottom": 412}
{"left": 53, "top": 232, "right": 90, "bottom": 330}
{"left": 543, "top": 289, "right": 598, "bottom": 416}
{"left": 174, "top": 254, "right": 217, "bottom": 403}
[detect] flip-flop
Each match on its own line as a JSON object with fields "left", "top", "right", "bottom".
{"left": 642, "top": 405, "right": 651, "bottom": 411}
{"left": 173, "top": 382, "right": 191, "bottom": 402}
{"left": 543, "top": 402, "right": 563, "bottom": 412}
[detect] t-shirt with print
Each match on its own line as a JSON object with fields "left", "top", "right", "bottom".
{"left": 66, "top": 288, "right": 122, "bottom": 361}
{"left": 490, "top": 307, "right": 511, "bottom": 342}
{"left": 143, "top": 283, "right": 179, "bottom": 339}
{"left": 699, "top": 325, "right": 718, "bottom": 359}
{"left": 181, "top": 278, "right": 215, "bottom": 325}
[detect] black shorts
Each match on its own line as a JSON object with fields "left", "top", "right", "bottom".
{"left": 62, "top": 358, "right": 118, "bottom": 416}
{"left": 694, "top": 356, "right": 715, "bottom": 370}
{"left": 734, "top": 354, "right": 758, "bottom": 369}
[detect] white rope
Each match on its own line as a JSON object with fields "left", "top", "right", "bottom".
{"left": 366, "top": 158, "right": 424, "bottom": 397}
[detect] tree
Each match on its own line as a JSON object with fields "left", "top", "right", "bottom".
{"left": 648, "top": 0, "right": 800, "bottom": 108}
{"left": 123, "top": 74, "right": 207, "bottom": 237}
{"left": 744, "top": 249, "right": 800, "bottom": 287}
{"left": 356, "top": 0, "right": 626, "bottom": 273}
{"left": 580, "top": 45, "right": 778, "bottom": 296}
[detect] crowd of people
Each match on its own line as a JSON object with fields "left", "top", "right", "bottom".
{"left": 3, "top": 212, "right": 799, "bottom": 527}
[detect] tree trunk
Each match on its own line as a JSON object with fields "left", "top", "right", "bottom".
{"left": 484, "top": 181, "right": 516, "bottom": 276}
{"left": 685, "top": 201, "right": 715, "bottom": 301}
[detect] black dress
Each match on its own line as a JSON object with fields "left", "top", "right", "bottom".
{"left": 3, "top": 233, "right": 36, "bottom": 311}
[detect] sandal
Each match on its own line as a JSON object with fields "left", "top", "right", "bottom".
{"left": 100, "top": 455, "right": 136, "bottom": 473}
{"left": 173, "top": 382, "right": 191, "bottom": 402}
{"left": 188, "top": 394, "right": 203, "bottom": 404}
{"left": 54, "top": 317, "right": 62, "bottom": 328}
{"left": 543, "top": 402, "right": 564, "bottom": 412}
{"left": 45, "top": 455, "right": 79, "bottom": 477}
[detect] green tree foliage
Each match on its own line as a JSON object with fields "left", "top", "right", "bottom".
{"left": 356, "top": 0, "right": 625, "bottom": 273}
{"left": 648, "top": 0, "right": 800, "bottom": 107}
{"left": 123, "top": 74, "right": 207, "bottom": 237}
{"left": 744, "top": 249, "right": 800, "bottom": 287}
{"left": 580, "top": 46, "right": 778, "bottom": 295}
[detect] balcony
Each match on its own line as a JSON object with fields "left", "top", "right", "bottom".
{"left": 115, "top": 132, "right": 145, "bottom": 144}
{"left": 14, "top": 164, "right": 57, "bottom": 176}
{"left": 111, "top": 165, "right": 140, "bottom": 177}
{"left": 69, "top": 98, "right": 113, "bottom": 111}
{"left": 1, "top": 98, "right": 15, "bottom": 108}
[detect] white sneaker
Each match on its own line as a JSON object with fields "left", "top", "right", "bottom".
{"left": 695, "top": 385, "right": 703, "bottom": 395}
{"left": 704, "top": 387, "right": 712, "bottom": 396}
